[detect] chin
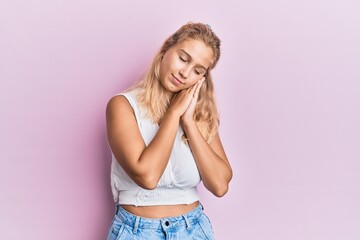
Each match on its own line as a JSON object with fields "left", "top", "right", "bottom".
{"left": 167, "top": 88, "right": 180, "bottom": 93}
{"left": 162, "top": 83, "right": 179, "bottom": 93}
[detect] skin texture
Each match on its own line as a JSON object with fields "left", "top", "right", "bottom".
{"left": 106, "top": 38, "right": 232, "bottom": 218}
{"left": 159, "top": 39, "right": 212, "bottom": 93}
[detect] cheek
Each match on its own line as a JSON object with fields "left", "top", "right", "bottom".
{"left": 160, "top": 57, "right": 173, "bottom": 75}
{"left": 159, "top": 59, "right": 169, "bottom": 77}
{"left": 184, "top": 77, "right": 200, "bottom": 88}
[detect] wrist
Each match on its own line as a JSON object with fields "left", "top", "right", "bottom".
{"left": 165, "top": 109, "right": 181, "bottom": 122}
{"left": 180, "top": 117, "right": 196, "bottom": 130}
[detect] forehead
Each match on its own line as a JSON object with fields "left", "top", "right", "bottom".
{"left": 174, "top": 39, "right": 214, "bottom": 68}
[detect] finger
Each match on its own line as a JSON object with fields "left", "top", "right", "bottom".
{"left": 186, "top": 84, "right": 196, "bottom": 93}
{"left": 189, "top": 82, "right": 198, "bottom": 96}
{"left": 193, "top": 78, "right": 205, "bottom": 98}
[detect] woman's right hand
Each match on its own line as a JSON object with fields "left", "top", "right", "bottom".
{"left": 168, "top": 81, "right": 201, "bottom": 118}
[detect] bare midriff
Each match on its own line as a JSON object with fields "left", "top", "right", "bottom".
{"left": 121, "top": 201, "right": 200, "bottom": 218}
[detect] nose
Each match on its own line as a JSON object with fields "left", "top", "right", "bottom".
{"left": 179, "top": 65, "right": 191, "bottom": 79}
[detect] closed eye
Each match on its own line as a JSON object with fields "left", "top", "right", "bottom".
{"left": 194, "top": 68, "right": 205, "bottom": 75}
{"left": 179, "top": 55, "right": 187, "bottom": 62}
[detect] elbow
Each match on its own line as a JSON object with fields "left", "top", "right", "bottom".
{"left": 211, "top": 172, "right": 232, "bottom": 197}
{"left": 205, "top": 181, "right": 229, "bottom": 198}
{"left": 125, "top": 163, "right": 161, "bottom": 190}
{"left": 213, "top": 173, "right": 232, "bottom": 197}
{"left": 212, "top": 185, "right": 229, "bottom": 198}
{"left": 135, "top": 175, "right": 159, "bottom": 190}
{"left": 140, "top": 182, "right": 157, "bottom": 190}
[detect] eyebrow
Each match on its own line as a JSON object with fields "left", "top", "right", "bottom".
{"left": 179, "top": 49, "right": 208, "bottom": 71}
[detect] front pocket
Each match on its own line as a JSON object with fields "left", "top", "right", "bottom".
{"left": 107, "top": 218, "right": 125, "bottom": 240}
{"left": 190, "top": 222, "right": 210, "bottom": 240}
{"left": 197, "top": 215, "right": 215, "bottom": 240}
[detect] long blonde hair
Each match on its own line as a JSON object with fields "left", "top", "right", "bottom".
{"left": 129, "top": 22, "right": 221, "bottom": 143}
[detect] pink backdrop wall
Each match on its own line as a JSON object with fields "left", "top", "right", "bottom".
{"left": 1, "top": 0, "right": 359, "bottom": 239}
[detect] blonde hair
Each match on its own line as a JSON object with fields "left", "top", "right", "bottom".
{"left": 129, "top": 22, "right": 221, "bottom": 143}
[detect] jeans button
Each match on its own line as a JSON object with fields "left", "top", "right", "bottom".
{"left": 165, "top": 221, "right": 170, "bottom": 226}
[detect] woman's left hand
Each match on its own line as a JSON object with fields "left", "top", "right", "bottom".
{"left": 180, "top": 77, "right": 205, "bottom": 125}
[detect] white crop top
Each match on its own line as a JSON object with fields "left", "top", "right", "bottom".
{"left": 109, "top": 89, "right": 201, "bottom": 206}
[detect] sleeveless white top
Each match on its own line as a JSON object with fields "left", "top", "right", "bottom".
{"left": 109, "top": 89, "right": 201, "bottom": 206}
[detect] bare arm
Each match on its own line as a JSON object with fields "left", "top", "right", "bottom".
{"left": 180, "top": 80, "right": 233, "bottom": 197}
{"left": 182, "top": 123, "right": 233, "bottom": 197}
{"left": 106, "top": 86, "right": 198, "bottom": 190}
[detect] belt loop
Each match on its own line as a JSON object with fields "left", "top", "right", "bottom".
{"left": 133, "top": 216, "right": 140, "bottom": 234}
{"left": 115, "top": 204, "right": 119, "bottom": 215}
{"left": 182, "top": 214, "right": 191, "bottom": 230}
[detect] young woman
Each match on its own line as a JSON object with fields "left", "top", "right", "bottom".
{"left": 106, "top": 22, "right": 232, "bottom": 240}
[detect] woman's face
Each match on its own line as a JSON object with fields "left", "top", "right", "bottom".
{"left": 159, "top": 38, "right": 213, "bottom": 93}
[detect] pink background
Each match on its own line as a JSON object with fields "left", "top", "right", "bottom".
{"left": 1, "top": 0, "right": 359, "bottom": 239}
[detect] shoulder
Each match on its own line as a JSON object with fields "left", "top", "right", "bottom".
{"left": 107, "top": 89, "right": 139, "bottom": 110}
{"left": 106, "top": 93, "right": 135, "bottom": 119}
{"left": 107, "top": 94, "right": 129, "bottom": 110}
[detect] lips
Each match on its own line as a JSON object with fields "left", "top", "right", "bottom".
{"left": 171, "top": 74, "right": 184, "bottom": 84}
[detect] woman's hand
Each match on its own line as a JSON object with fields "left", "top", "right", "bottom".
{"left": 180, "top": 77, "right": 205, "bottom": 125}
{"left": 168, "top": 78, "right": 205, "bottom": 118}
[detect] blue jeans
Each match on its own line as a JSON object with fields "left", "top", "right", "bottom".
{"left": 106, "top": 203, "right": 215, "bottom": 240}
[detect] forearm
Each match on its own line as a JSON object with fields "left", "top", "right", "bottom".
{"left": 182, "top": 121, "right": 232, "bottom": 197}
{"left": 135, "top": 111, "right": 180, "bottom": 188}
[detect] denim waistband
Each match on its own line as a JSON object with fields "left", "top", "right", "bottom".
{"left": 114, "top": 203, "right": 204, "bottom": 233}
